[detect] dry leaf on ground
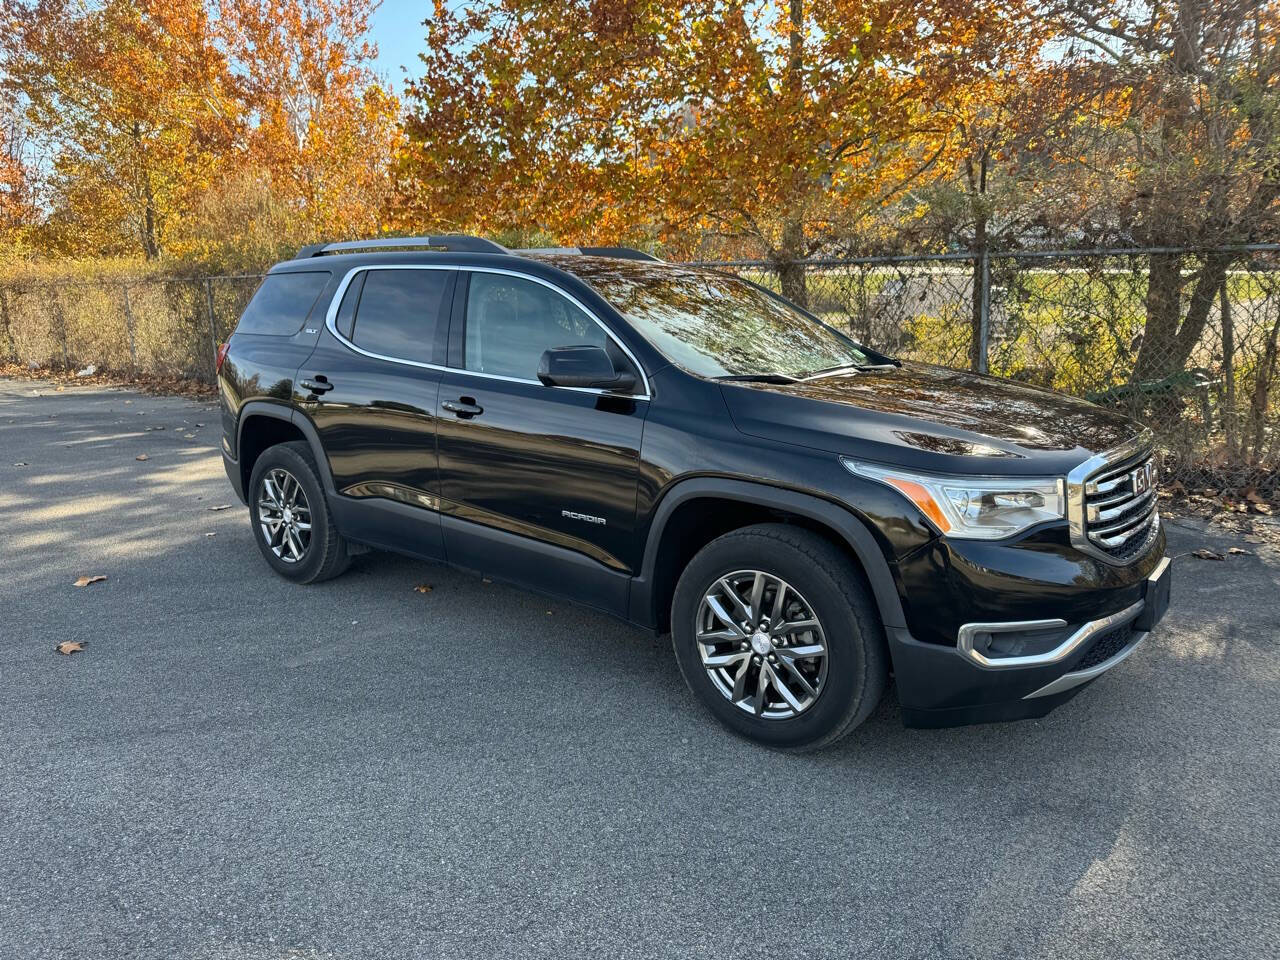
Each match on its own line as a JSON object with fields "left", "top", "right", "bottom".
{"left": 413, "top": 583, "right": 433, "bottom": 593}
{"left": 55, "top": 641, "right": 86, "bottom": 655}
{"left": 1228, "top": 547, "right": 1251, "bottom": 555}
{"left": 135, "top": 453, "right": 149, "bottom": 461}
{"left": 73, "top": 575, "right": 107, "bottom": 587}
{"left": 1191, "top": 548, "right": 1226, "bottom": 561}
{"left": 208, "top": 504, "right": 231, "bottom": 512}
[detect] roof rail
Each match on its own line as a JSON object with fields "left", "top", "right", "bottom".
{"left": 297, "top": 235, "right": 509, "bottom": 258}
{"left": 519, "top": 246, "right": 662, "bottom": 262}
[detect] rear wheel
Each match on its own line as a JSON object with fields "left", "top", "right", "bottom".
{"left": 248, "top": 441, "right": 349, "bottom": 583}
{"left": 671, "top": 523, "right": 888, "bottom": 750}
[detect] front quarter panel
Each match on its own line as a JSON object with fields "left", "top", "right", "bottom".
{"left": 634, "top": 366, "right": 938, "bottom": 566}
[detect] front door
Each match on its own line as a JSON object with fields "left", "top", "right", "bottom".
{"left": 435, "top": 269, "right": 650, "bottom": 610}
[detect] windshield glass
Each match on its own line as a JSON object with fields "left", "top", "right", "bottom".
{"left": 568, "top": 264, "right": 872, "bottom": 378}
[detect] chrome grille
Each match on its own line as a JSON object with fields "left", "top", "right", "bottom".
{"left": 1081, "top": 450, "right": 1159, "bottom": 561}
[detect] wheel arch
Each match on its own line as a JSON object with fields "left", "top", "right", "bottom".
{"left": 235, "top": 403, "right": 335, "bottom": 497}
{"left": 631, "top": 477, "right": 907, "bottom": 634}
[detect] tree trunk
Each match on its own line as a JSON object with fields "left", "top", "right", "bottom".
{"left": 1134, "top": 252, "right": 1184, "bottom": 380}
{"left": 777, "top": 217, "right": 807, "bottom": 309}
{"left": 775, "top": 0, "right": 807, "bottom": 310}
{"left": 132, "top": 122, "right": 160, "bottom": 260}
{"left": 1246, "top": 307, "right": 1280, "bottom": 464}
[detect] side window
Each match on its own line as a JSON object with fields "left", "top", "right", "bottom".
{"left": 464, "top": 272, "right": 612, "bottom": 380}
{"left": 235, "top": 271, "right": 331, "bottom": 336}
{"left": 333, "top": 272, "right": 365, "bottom": 340}
{"left": 349, "top": 269, "right": 450, "bottom": 365}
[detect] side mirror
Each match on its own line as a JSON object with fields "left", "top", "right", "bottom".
{"left": 537, "top": 345, "right": 637, "bottom": 393}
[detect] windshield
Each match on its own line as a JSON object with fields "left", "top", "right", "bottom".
{"left": 572, "top": 265, "right": 872, "bottom": 379}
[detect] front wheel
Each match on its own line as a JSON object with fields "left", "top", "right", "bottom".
{"left": 671, "top": 523, "right": 888, "bottom": 750}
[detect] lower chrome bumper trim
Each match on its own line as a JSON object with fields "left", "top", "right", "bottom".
{"left": 1023, "top": 629, "right": 1150, "bottom": 699}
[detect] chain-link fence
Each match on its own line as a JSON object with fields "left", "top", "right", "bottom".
{"left": 693, "top": 246, "right": 1280, "bottom": 495}
{"left": 0, "top": 274, "right": 264, "bottom": 382}
{"left": 2, "top": 246, "right": 1278, "bottom": 494}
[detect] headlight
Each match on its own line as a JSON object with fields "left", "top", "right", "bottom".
{"left": 842, "top": 459, "right": 1065, "bottom": 540}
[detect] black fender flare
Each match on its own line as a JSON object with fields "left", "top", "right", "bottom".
{"left": 234, "top": 402, "right": 336, "bottom": 496}
{"left": 629, "top": 476, "right": 907, "bottom": 631}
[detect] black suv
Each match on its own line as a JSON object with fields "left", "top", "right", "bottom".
{"left": 217, "top": 236, "right": 1170, "bottom": 749}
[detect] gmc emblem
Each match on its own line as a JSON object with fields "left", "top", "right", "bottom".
{"left": 1131, "top": 461, "right": 1155, "bottom": 495}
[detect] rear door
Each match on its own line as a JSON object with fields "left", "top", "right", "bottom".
{"left": 298, "top": 265, "right": 455, "bottom": 558}
{"left": 435, "top": 269, "right": 650, "bottom": 612}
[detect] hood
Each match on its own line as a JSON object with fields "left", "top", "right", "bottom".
{"left": 719, "top": 361, "right": 1142, "bottom": 476}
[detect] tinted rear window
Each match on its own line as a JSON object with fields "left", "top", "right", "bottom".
{"left": 236, "top": 271, "right": 331, "bottom": 336}
{"left": 350, "top": 269, "right": 450, "bottom": 364}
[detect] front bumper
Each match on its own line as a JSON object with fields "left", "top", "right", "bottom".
{"left": 890, "top": 555, "right": 1171, "bottom": 728}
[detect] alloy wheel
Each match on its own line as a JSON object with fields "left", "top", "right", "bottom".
{"left": 694, "top": 570, "right": 828, "bottom": 719}
{"left": 257, "top": 467, "right": 312, "bottom": 563}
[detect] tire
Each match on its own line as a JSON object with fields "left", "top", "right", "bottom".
{"left": 671, "top": 523, "right": 888, "bottom": 750}
{"left": 247, "top": 440, "right": 350, "bottom": 584}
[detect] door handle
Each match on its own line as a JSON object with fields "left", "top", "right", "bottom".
{"left": 442, "top": 399, "right": 483, "bottom": 418}
{"left": 299, "top": 376, "right": 333, "bottom": 394}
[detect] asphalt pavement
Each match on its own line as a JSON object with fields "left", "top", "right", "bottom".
{"left": 1, "top": 376, "right": 1278, "bottom": 960}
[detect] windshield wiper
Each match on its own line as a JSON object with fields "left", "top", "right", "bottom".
{"left": 796, "top": 362, "right": 862, "bottom": 379}
{"left": 715, "top": 373, "right": 799, "bottom": 384}
{"left": 799, "top": 360, "right": 901, "bottom": 379}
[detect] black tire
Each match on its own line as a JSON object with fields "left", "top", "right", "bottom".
{"left": 247, "top": 440, "right": 350, "bottom": 584}
{"left": 671, "top": 523, "right": 888, "bottom": 750}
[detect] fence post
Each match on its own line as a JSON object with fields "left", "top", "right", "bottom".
{"left": 121, "top": 284, "right": 138, "bottom": 371}
{"left": 977, "top": 250, "right": 991, "bottom": 374}
{"left": 0, "top": 287, "right": 13, "bottom": 364}
{"left": 52, "top": 287, "right": 70, "bottom": 370}
{"left": 204, "top": 278, "right": 219, "bottom": 380}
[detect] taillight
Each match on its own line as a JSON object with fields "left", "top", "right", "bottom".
{"left": 215, "top": 341, "right": 230, "bottom": 374}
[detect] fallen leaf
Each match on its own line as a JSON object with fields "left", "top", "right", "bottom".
{"left": 481, "top": 577, "right": 492, "bottom": 585}
{"left": 183, "top": 433, "right": 194, "bottom": 439}
{"left": 56, "top": 641, "right": 86, "bottom": 655}
{"left": 195, "top": 422, "right": 205, "bottom": 428}
{"left": 73, "top": 575, "right": 107, "bottom": 587}
{"left": 413, "top": 583, "right": 433, "bottom": 593}
{"left": 135, "top": 454, "right": 149, "bottom": 461}
{"left": 1227, "top": 547, "right": 1251, "bottom": 555}
{"left": 13, "top": 461, "right": 28, "bottom": 466}
{"left": 1254, "top": 503, "right": 1273, "bottom": 515}
{"left": 1191, "top": 548, "right": 1225, "bottom": 561}
{"left": 204, "top": 532, "right": 216, "bottom": 538}
{"left": 208, "top": 504, "right": 230, "bottom": 512}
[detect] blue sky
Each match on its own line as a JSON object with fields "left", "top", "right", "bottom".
{"left": 369, "top": 0, "right": 434, "bottom": 90}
